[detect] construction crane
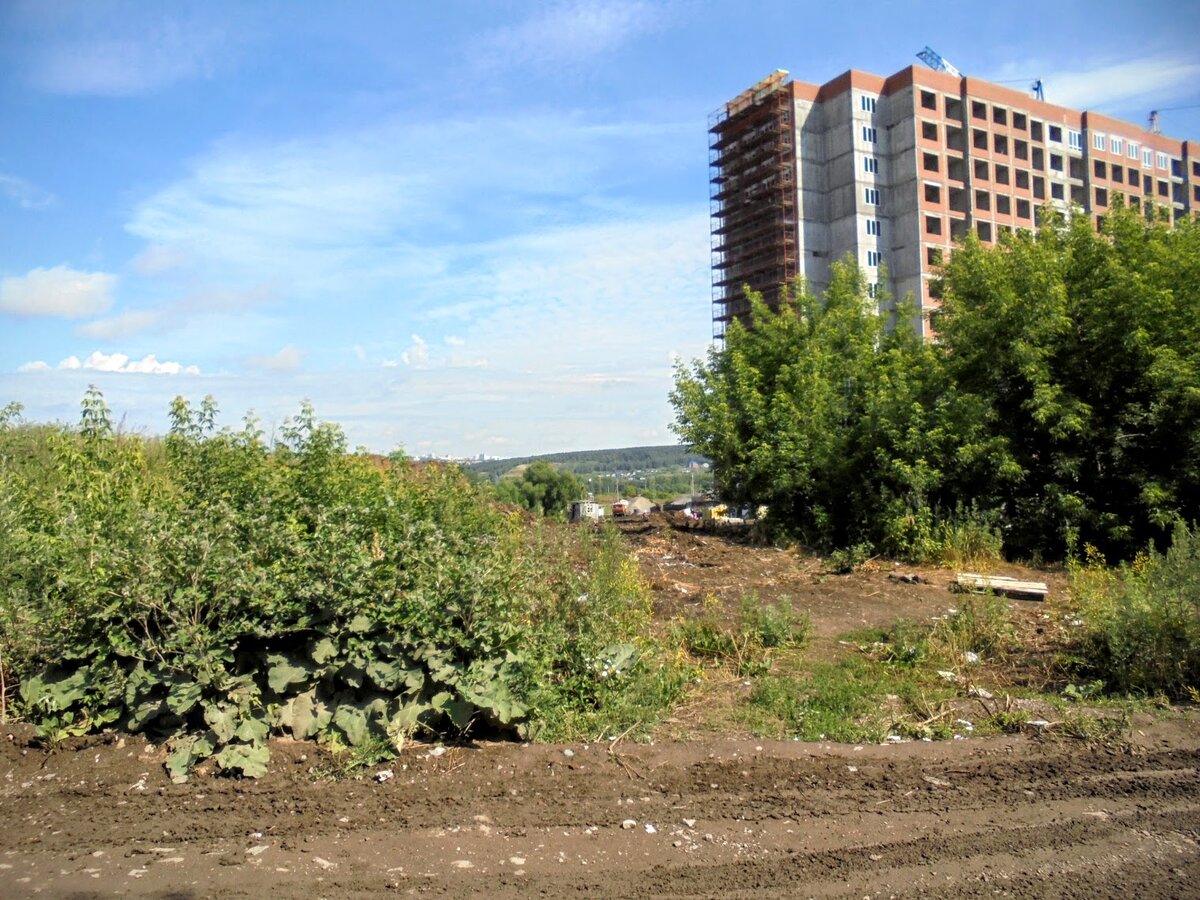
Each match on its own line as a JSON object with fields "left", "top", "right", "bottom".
{"left": 916, "top": 46, "right": 962, "bottom": 78}
{"left": 1149, "top": 105, "right": 1200, "bottom": 134}
{"left": 918, "top": 47, "right": 1046, "bottom": 101}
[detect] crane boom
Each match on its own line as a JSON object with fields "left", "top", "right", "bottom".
{"left": 916, "top": 46, "right": 962, "bottom": 78}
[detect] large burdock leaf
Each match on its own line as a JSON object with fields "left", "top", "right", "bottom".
{"left": 310, "top": 637, "right": 339, "bottom": 665}
{"left": 432, "top": 691, "right": 475, "bottom": 730}
{"left": 235, "top": 717, "right": 269, "bottom": 745}
{"left": 215, "top": 742, "right": 270, "bottom": 778}
{"left": 166, "top": 679, "right": 204, "bottom": 716}
{"left": 204, "top": 703, "right": 238, "bottom": 744}
{"left": 21, "top": 667, "right": 90, "bottom": 711}
{"left": 165, "top": 733, "right": 216, "bottom": 783}
{"left": 333, "top": 703, "right": 370, "bottom": 746}
{"left": 266, "top": 654, "right": 312, "bottom": 693}
{"left": 278, "top": 690, "right": 331, "bottom": 740}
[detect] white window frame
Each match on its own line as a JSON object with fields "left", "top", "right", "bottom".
{"left": 1092, "top": 133, "right": 1106, "bottom": 151}
{"left": 860, "top": 95, "right": 877, "bottom": 113}
{"left": 867, "top": 250, "right": 882, "bottom": 267}
{"left": 1156, "top": 152, "right": 1168, "bottom": 169}
{"left": 865, "top": 187, "right": 880, "bottom": 205}
{"left": 864, "top": 156, "right": 878, "bottom": 174}
{"left": 1111, "top": 137, "right": 1123, "bottom": 156}
{"left": 1068, "top": 130, "right": 1083, "bottom": 151}
{"left": 1128, "top": 142, "right": 1138, "bottom": 160}
{"left": 862, "top": 126, "right": 877, "bottom": 143}
{"left": 1143, "top": 148, "right": 1153, "bottom": 167}
{"left": 866, "top": 219, "right": 881, "bottom": 236}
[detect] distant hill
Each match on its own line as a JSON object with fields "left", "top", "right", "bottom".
{"left": 465, "top": 445, "right": 708, "bottom": 480}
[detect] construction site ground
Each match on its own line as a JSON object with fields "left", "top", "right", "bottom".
{"left": 3, "top": 514, "right": 1198, "bottom": 898}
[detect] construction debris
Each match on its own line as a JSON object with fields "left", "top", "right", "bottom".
{"left": 955, "top": 573, "right": 1048, "bottom": 601}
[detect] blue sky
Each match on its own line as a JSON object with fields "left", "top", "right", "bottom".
{"left": 2, "top": 0, "right": 1198, "bottom": 456}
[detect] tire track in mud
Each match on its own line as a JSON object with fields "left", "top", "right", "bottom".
{"left": 3, "top": 727, "right": 1199, "bottom": 897}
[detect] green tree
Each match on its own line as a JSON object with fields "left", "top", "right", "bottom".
{"left": 494, "top": 460, "right": 582, "bottom": 520}
{"left": 936, "top": 203, "right": 1200, "bottom": 557}
{"left": 671, "top": 261, "right": 996, "bottom": 553}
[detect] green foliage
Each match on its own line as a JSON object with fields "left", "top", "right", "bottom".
{"left": 745, "top": 659, "right": 893, "bottom": 743}
{"left": 671, "top": 262, "right": 999, "bottom": 557}
{"left": 1071, "top": 522, "right": 1200, "bottom": 699}
{"left": 936, "top": 204, "right": 1200, "bottom": 559}
{"left": 671, "top": 594, "right": 809, "bottom": 677}
{"left": 0, "top": 392, "right": 681, "bottom": 777}
{"left": 672, "top": 204, "right": 1200, "bottom": 561}
{"left": 930, "top": 595, "right": 1014, "bottom": 660}
{"left": 493, "top": 460, "right": 582, "bottom": 519}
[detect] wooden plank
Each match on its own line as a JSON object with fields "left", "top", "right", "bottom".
{"left": 955, "top": 573, "right": 1048, "bottom": 600}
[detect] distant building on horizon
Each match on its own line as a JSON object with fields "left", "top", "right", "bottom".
{"left": 709, "top": 66, "right": 1198, "bottom": 340}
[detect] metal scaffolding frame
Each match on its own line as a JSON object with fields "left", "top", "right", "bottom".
{"left": 708, "top": 71, "right": 798, "bottom": 342}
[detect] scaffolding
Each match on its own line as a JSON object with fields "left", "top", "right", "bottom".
{"left": 709, "top": 70, "right": 798, "bottom": 341}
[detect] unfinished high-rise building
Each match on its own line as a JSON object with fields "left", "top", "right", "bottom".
{"left": 709, "top": 66, "right": 1198, "bottom": 340}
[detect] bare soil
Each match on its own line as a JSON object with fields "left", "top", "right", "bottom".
{"left": 3, "top": 517, "right": 1198, "bottom": 898}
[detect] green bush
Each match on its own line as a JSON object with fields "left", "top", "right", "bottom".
{"left": 1072, "top": 523, "right": 1200, "bottom": 699}
{"left": 0, "top": 391, "right": 677, "bottom": 776}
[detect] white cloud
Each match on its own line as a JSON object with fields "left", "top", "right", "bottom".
{"left": 987, "top": 55, "right": 1200, "bottom": 114}
{"left": 77, "top": 309, "right": 165, "bottom": 340}
{"left": 0, "top": 266, "right": 116, "bottom": 318}
{"left": 17, "top": 351, "right": 199, "bottom": 375}
{"left": 247, "top": 345, "right": 305, "bottom": 371}
{"left": 0, "top": 173, "right": 56, "bottom": 210}
{"left": 24, "top": 10, "right": 236, "bottom": 96}
{"left": 130, "top": 244, "right": 190, "bottom": 275}
{"left": 444, "top": 336, "right": 466, "bottom": 347}
{"left": 401, "top": 335, "right": 430, "bottom": 368}
{"left": 76, "top": 284, "right": 275, "bottom": 340}
{"left": 470, "top": 1, "right": 666, "bottom": 71}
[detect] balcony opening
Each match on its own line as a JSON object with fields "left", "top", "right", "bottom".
{"left": 921, "top": 90, "right": 937, "bottom": 111}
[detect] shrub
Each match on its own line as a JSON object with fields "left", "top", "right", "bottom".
{"left": 1072, "top": 523, "right": 1200, "bottom": 699}
{"left": 0, "top": 391, "right": 678, "bottom": 775}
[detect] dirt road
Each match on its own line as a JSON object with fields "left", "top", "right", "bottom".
{"left": 3, "top": 718, "right": 1198, "bottom": 898}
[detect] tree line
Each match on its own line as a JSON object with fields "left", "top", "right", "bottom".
{"left": 671, "top": 204, "right": 1199, "bottom": 561}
